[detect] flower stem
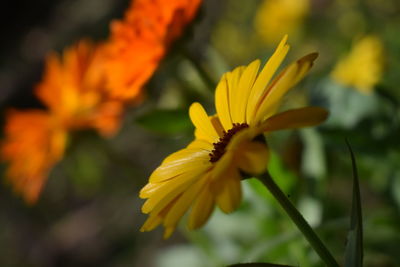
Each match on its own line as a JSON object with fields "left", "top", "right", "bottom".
{"left": 258, "top": 173, "right": 340, "bottom": 267}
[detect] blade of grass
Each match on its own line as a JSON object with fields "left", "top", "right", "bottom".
{"left": 344, "top": 139, "right": 364, "bottom": 267}
{"left": 228, "top": 263, "right": 296, "bottom": 267}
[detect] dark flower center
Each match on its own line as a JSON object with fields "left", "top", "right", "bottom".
{"left": 209, "top": 123, "right": 249, "bottom": 163}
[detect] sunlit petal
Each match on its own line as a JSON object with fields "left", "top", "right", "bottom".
{"left": 227, "top": 66, "right": 246, "bottom": 122}
{"left": 231, "top": 60, "right": 260, "bottom": 123}
{"left": 215, "top": 74, "right": 233, "bottom": 130}
{"left": 189, "top": 103, "right": 220, "bottom": 143}
{"left": 163, "top": 178, "right": 207, "bottom": 227}
{"left": 253, "top": 53, "right": 318, "bottom": 123}
{"left": 150, "top": 148, "right": 210, "bottom": 183}
{"left": 247, "top": 35, "right": 290, "bottom": 124}
{"left": 141, "top": 170, "right": 203, "bottom": 213}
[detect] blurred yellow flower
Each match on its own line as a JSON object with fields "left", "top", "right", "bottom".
{"left": 254, "top": 0, "right": 309, "bottom": 44}
{"left": 139, "top": 36, "right": 328, "bottom": 239}
{"left": 331, "top": 35, "right": 384, "bottom": 94}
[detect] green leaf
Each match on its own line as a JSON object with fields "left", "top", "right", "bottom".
{"left": 227, "top": 263, "right": 297, "bottom": 267}
{"left": 344, "top": 140, "right": 364, "bottom": 267}
{"left": 136, "top": 108, "right": 193, "bottom": 135}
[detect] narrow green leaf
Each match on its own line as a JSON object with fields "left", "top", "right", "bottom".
{"left": 344, "top": 140, "right": 364, "bottom": 267}
{"left": 136, "top": 109, "right": 193, "bottom": 135}
{"left": 228, "top": 263, "right": 297, "bottom": 267}
{"left": 228, "top": 262, "right": 294, "bottom": 267}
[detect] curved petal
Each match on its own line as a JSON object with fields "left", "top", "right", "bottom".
{"left": 253, "top": 53, "right": 318, "bottom": 124}
{"left": 247, "top": 35, "right": 290, "bottom": 124}
{"left": 140, "top": 180, "right": 186, "bottom": 213}
{"left": 210, "top": 151, "right": 234, "bottom": 182}
{"left": 189, "top": 102, "right": 220, "bottom": 143}
{"left": 214, "top": 168, "right": 242, "bottom": 213}
{"left": 141, "top": 169, "right": 204, "bottom": 213}
{"left": 235, "top": 141, "right": 269, "bottom": 175}
{"left": 163, "top": 177, "right": 207, "bottom": 227}
{"left": 253, "top": 64, "right": 297, "bottom": 124}
{"left": 150, "top": 148, "right": 210, "bottom": 183}
{"left": 187, "top": 139, "right": 213, "bottom": 151}
{"left": 140, "top": 213, "right": 162, "bottom": 232}
{"left": 259, "top": 106, "right": 328, "bottom": 132}
{"left": 139, "top": 182, "right": 160, "bottom": 198}
{"left": 188, "top": 181, "right": 215, "bottom": 229}
{"left": 163, "top": 226, "right": 175, "bottom": 239}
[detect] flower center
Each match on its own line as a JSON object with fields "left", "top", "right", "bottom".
{"left": 209, "top": 123, "right": 249, "bottom": 163}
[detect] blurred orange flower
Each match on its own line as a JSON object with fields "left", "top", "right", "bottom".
{"left": 1, "top": 41, "right": 121, "bottom": 204}
{"left": 103, "top": 0, "right": 202, "bottom": 101}
{"left": 36, "top": 41, "right": 123, "bottom": 137}
{"left": 1, "top": 111, "right": 67, "bottom": 204}
{"left": 1, "top": 0, "right": 202, "bottom": 204}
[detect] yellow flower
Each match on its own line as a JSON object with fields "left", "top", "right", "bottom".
{"left": 139, "top": 35, "right": 328, "bottom": 239}
{"left": 331, "top": 35, "right": 384, "bottom": 94}
{"left": 254, "top": 0, "right": 309, "bottom": 45}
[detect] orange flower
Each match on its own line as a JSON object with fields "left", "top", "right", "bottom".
{"left": 103, "top": 0, "right": 202, "bottom": 101}
{"left": 1, "top": 41, "right": 122, "bottom": 203}
{"left": 1, "top": 0, "right": 201, "bottom": 203}
{"left": 35, "top": 40, "right": 123, "bottom": 137}
{"left": 1, "top": 111, "right": 67, "bottom": 204}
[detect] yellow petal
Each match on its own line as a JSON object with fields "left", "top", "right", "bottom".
{"left": 227, "top": 66, "right": 246, "bottom": 122}
{"left": 210, "top": 115, "right": 225, "bottom": 137}
{"left": 189, "top": 103, "right": 219, "bottom": 143}
{"left": 188, "top": 182, "right": 215, "bottom": 229}
{"left": 163, "top": 226, "right": 175, "bottom": 239}
{"left": 215, "top": 74, "right": 233, "bottom": 131}
{"left": 292, "top": 53, "right": 318, "bottom": 85}
{"left": 214, "top": 168, "right": 242, "bottom": 213}
{"left": 141, "top": 170, "right": 203, "bottom": 214}
{"left": 162, "top": 147, "right": 207, "bottom": 164}
{"left": 140, "top": 214, "right": 162, "bottom": 232}
{"left": 235, "top": 141, "right": 269, "bottom": 175}
{"left": 253, "top": 64, "right": 298, "bottom": 124}
{"left": 210, "top": 152, "right": 234, "bottom": 182}
{"left": 139, "top": 182, "right": 160, "bottom": 198}
{"left": 150, "top": 148, "right": 210, "bottom": 183}
{"left": 187, "top": 139, "right": 213, "bottom": 151}
{"left": 259, "top": 107, "right": 328, "bottom": 132}
{"left": 231, "top": 60, "right": 261, "bottom": 123}
{"left": 163, "top": 177, "right": 207, "bottom": 228}
{"left": 253, "top": 53, "right": 318, "bottom": 123}
{"left": 247, "top": 35, "right": 290, "bottom": 124}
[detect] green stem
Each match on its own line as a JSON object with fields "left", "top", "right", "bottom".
{"left": 258, "top": 173, "right": 340, "bottom": 267}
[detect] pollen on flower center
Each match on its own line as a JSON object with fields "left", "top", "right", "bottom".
{"left": 209, "top": 123, "right": 249, "bottom": 163}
